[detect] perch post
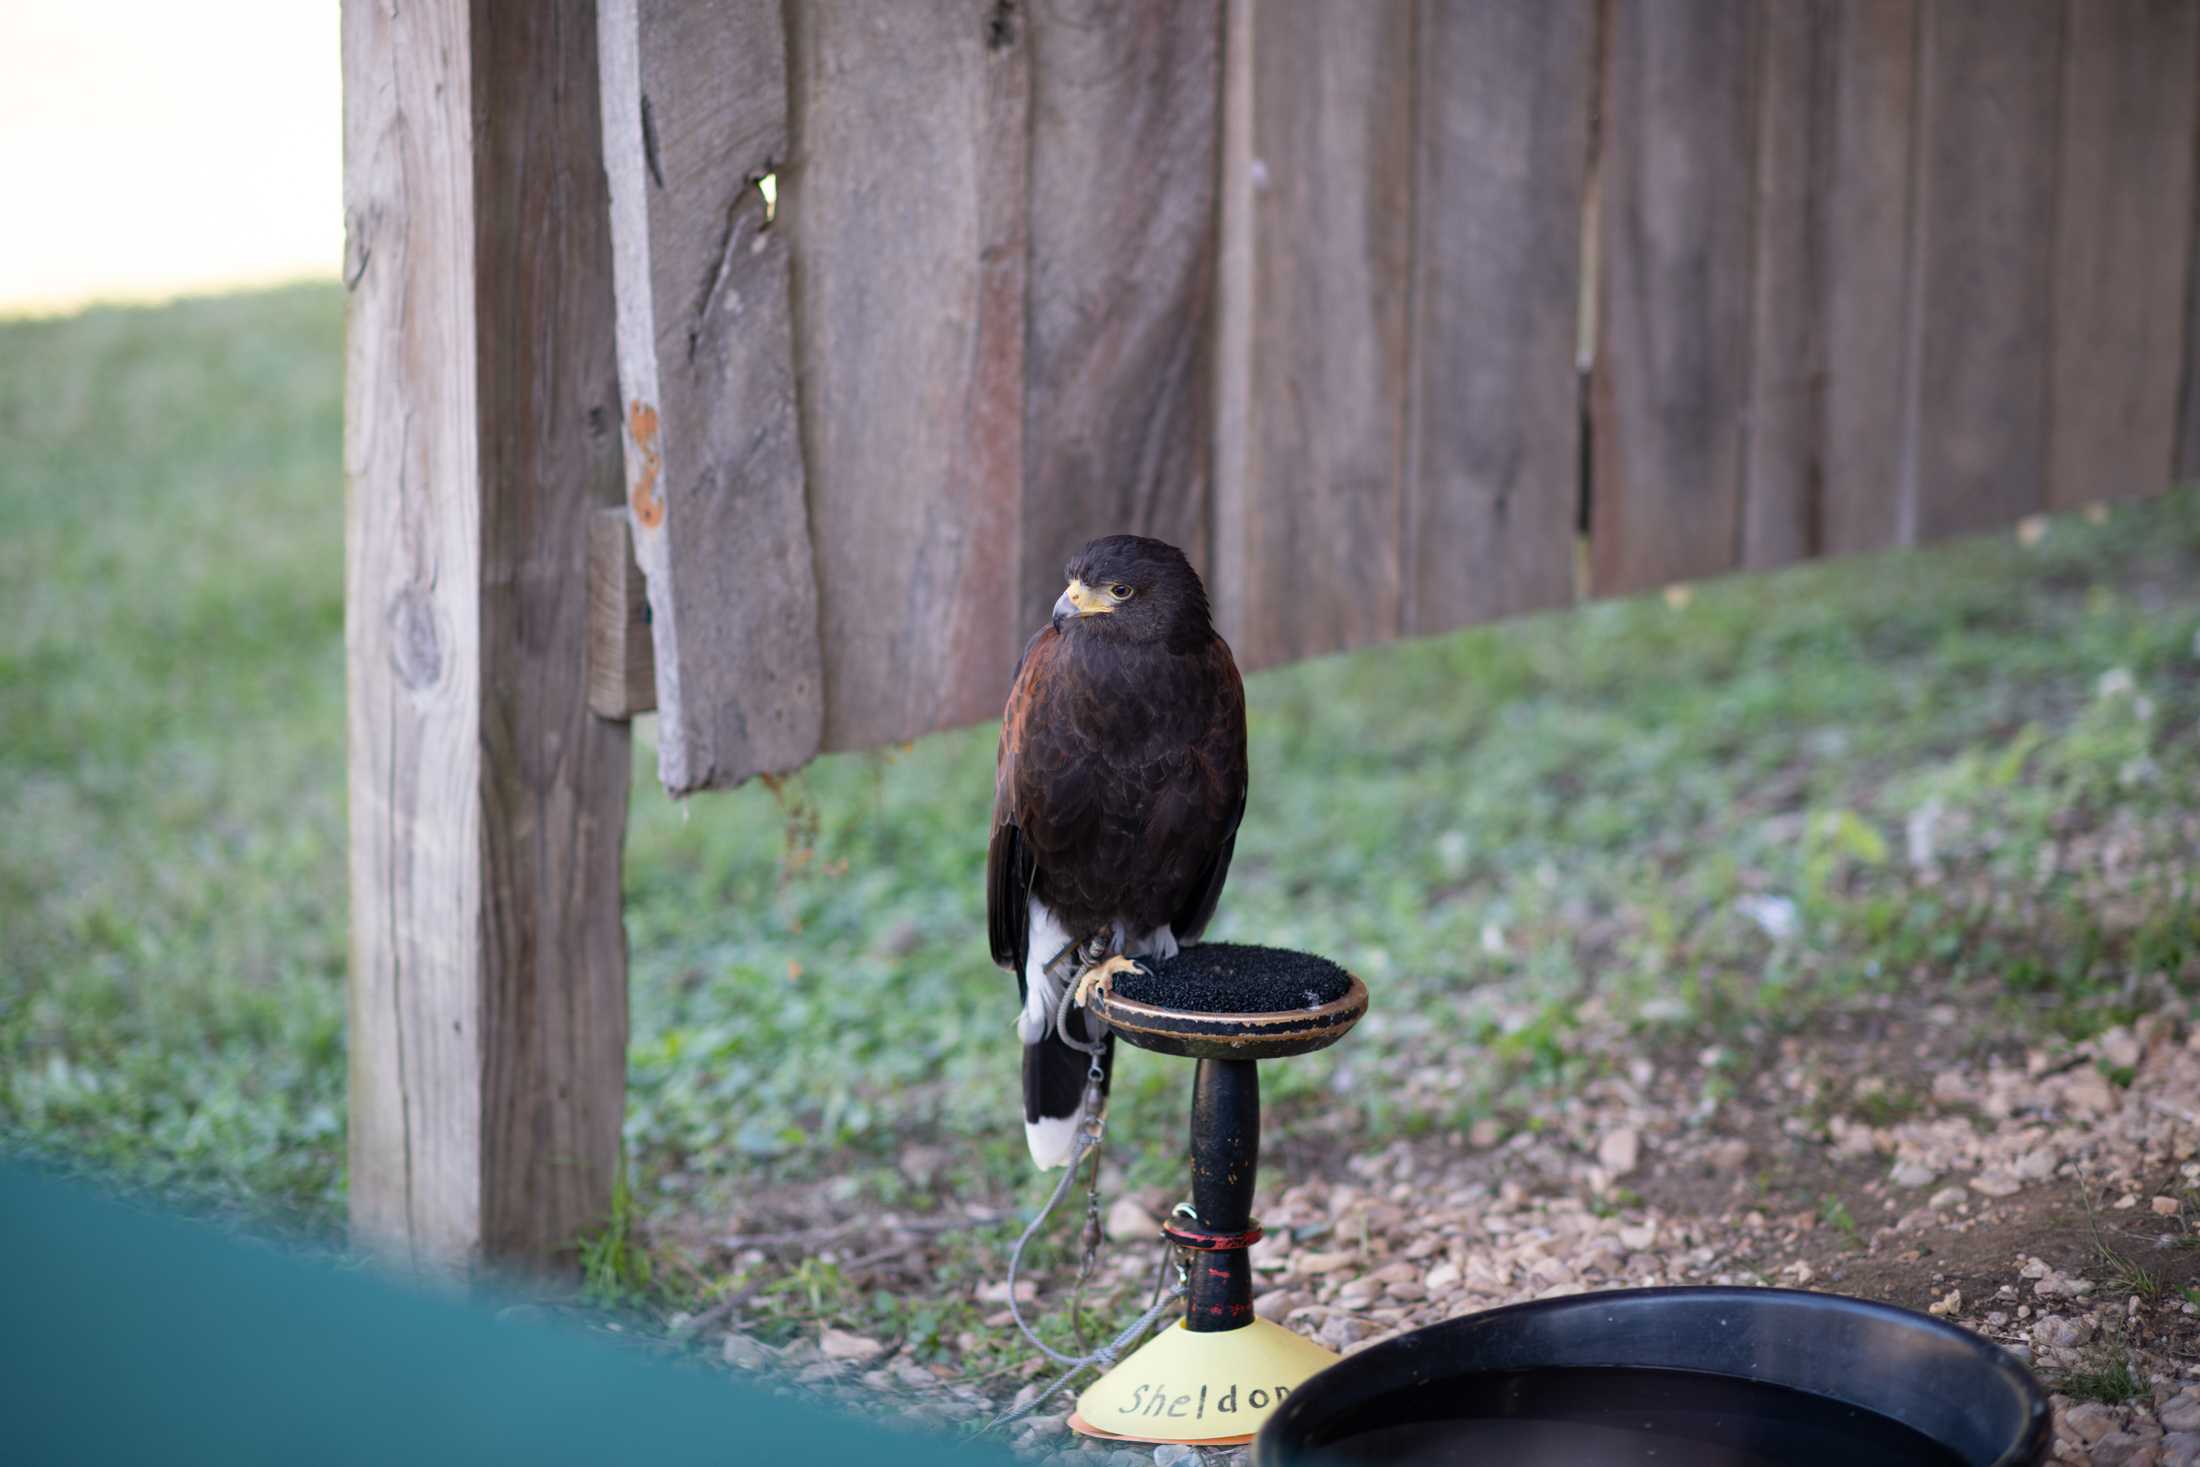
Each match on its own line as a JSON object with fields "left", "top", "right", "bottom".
{"left": 1070, "top": 945, "right": 1368, "bottom": 1446}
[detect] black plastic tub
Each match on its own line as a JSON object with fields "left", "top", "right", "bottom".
{"left": 1256, "top": 1286, "right": 2051, "bottom": 1467}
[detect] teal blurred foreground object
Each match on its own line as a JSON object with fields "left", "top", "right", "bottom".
{"left": 0, "top": 1161, "right": 1009, "bottom": 1466}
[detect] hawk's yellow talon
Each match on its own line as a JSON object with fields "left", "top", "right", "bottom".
{"left": 1073, "top": 954, "right": 1144, "bottom": 1008}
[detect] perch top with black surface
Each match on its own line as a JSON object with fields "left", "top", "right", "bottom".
{"left": 1090, "top": 942, "right": 1366, "bottom": 1061}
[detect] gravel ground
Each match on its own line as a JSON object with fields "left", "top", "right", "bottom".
{"left": 685, "top": 984, "right": 2200, "bottom": 1467}
{"left": 657, "top": 738, "right": 2200, "bottom": 1467}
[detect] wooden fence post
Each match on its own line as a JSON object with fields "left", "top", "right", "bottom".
{"left": 343, "top": 0, "right": 630, "bottom": 1272}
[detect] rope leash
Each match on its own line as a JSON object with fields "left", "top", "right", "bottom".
{"left": 985, "top": 979, "right": 1186, "bottom": 1434}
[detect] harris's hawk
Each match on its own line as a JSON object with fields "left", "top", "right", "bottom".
{"left": 987, "top": 535, "right": 1248, "bottom": 1167}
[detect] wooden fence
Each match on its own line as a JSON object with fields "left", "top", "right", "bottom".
{"left": 344, "top": 0, "right": 2200, "bottom": 1268}
{"left": 601, "top": 0, "right": 2200, "bottom": 799}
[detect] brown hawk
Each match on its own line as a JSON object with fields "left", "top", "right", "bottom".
{"left": 987, "top": 536, "right": 1248, "bottom": 1167}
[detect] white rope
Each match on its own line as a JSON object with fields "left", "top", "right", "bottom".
{"left": 986, "top": 979, "right": 1184, "bottom": 1433}
{"left": 989, "top": 1279, "right": 1185, "bottom": 1433}
{"left": 1004, "top": 1119, "right": 1107, "bottom": 1368}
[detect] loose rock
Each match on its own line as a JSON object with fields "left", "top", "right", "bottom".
{"left": 2163, "top": 1390, "right": 2200, "bottom": 1433}
{"left": 819, "top": 1328, "right": 885, "bottom": 1363}
{"left": 1295, "top": 1249, "right": 1356, "bottom": 1276}
{"left": 2065, "top": 1402, "right": 2118, "bottom": 1445}
{"left": 1107, "top": 1196, "right": 1159, "bottom": 1243}
{"left": 2088, "top": 1431, "right": 2157, "bottom": 1466}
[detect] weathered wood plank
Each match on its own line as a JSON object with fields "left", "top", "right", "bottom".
{"left": 344, "top": 0, "right": 630, "bottom": 1270}
{"left": 1739, "top": 0, "right": 1818, "bottom": 571}
{"left": 1590, "top": 0, "right": 1755, "bottom": 594}
{"left": 1904, "top": 0, "right": 2062, "bottom": 541}
{"left": 1208, "top": 0, "right": 1254, "bottom": 651}
{"left": 2183, "top": 132, "right": 2200, "bottom": 482}
{"left": 2047, "top": 0, "right": 2198, "bottom": 511}
{"left": 1226, "top": 0, "right": 1413, "bottom": 668}
{"left": 2183, "top": 113, "right": 2200, "bottom": 484}
{"left": 1814, "top": 0, "right": 1920, "bottom": 558}
{"left": 1021, "top": 0, "right": 1222, "bottom": 622}
{"left": 587, "top": 506, "right": 655, "bottom": 720}
{"left": 1406, "top": 0, "right": 1591, "bottom": 631}
{"left": 783, "top": 0, "right": 1029, "bottom": 748}
{"left": 597, "top": 0, "right": 823, "bottom": 793}
{"left": 344, "top": 0, "right": 483, "bottom": 1274}
{"left": 469, "top": 1, "right": 631, "bottom": 1267}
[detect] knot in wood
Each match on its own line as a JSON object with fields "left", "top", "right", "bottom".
{"left": 385, "top": 586, "right": 443, "bottom": 691}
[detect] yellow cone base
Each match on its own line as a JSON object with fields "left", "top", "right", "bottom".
{"left": 1069, "top": 1318, "right": 1340, "bottom": 1445}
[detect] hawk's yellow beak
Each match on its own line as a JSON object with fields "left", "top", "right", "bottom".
{"left": 1052, "top": 579, "right": 1114, "bottom": 627}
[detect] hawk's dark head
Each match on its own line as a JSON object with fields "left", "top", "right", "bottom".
{"left": 1053, "top": 535, "right": 1212, "bottom": 651}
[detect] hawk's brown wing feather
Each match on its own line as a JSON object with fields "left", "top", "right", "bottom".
{"left": 987, "top": 628, "right": 1058, "bottom": 986}
{"left": 991, "top": 629, "right": 1245, "bottom": 972}
{"left": 1162, "top": 643, "right": 1246, "bottom": 943}
{"left": 986, "top": 822, "right": 1033, "bottom": 981}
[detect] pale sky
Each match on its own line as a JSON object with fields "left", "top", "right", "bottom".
{"left": 0, "top": 2, "right": 342, "bottom": 314}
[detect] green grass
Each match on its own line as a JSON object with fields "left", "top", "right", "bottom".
{"left": 578, "top": 1154, "right": 656, "bottom": 1309}
{"left": 2061, "top": 1343, "right": 2147, "bottom": 1406}
{"left": 0, "top": 287, "right": 348, "bottom": 1225}
{"left": 1818, "top": 1194, "right": 1863, "bottom": 1250}
{"left": 2082, "top": 1182, "right": 2168, "bottom": 1306}
{"left": 5, "top": 286, "right": 2200, "bottom": 1333}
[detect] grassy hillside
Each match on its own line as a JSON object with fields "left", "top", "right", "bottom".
{"left": 3, "top": 286, "right": 2196, "bottom": 1257}
{"left": 1, "top": 288, "right": 349, "bottom": 1220}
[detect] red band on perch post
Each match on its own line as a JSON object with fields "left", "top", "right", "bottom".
{"left": 1162, "top": 1218, "right": 1264, "bottom": 1252}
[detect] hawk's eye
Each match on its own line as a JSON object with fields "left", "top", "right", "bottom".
{"left": 1106, "top": 583, "right": 1133, "bottom": 601}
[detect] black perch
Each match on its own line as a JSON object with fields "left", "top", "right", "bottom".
{"left": 1182, "top": 1058, "right": 1259, "bottom": 1330}
{"left": 1101, "top": 946, "right": 1360, "bottom": 1333}
{"left": 1073, "top": 943, "right": 1367, "bottom": 1444}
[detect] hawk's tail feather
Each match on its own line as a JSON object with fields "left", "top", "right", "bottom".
{"left": 1022, "top": 1015, "right": 1112, "bottom": 1169}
